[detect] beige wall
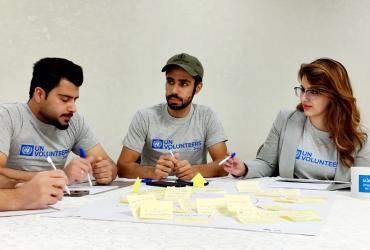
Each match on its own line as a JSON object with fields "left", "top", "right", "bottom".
{"left": 1, "top": 0, "right": 370, "bottom": 162}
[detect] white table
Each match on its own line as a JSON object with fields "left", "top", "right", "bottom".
{"left": 1, "top": 177, "right": 369, "bottom": 250}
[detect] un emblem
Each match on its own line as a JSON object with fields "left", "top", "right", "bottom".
{"left": 151, "top": 139, "right": 163, "bottom": 149}
{"left": 20, "top": 144, "right": 34, "bottom": 156}
{"left": 295, "top": 149, "right": 302, "bottom": 160}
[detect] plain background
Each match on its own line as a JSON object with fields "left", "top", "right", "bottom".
{"left": 1, "top": 0, "right": 370, "bottom": 162}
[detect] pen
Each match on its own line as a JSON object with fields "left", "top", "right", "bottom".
{"left": 46, "top": 156, "right": 71, "bottom": 195}
{"left": 79, "top": 148, "right": 93, "bottom": 186}
{"left": 218, "top": 152, "right": 236, "bottom": 165}
{"left": 169, "top": 149, "right": 175, "bottom": 158}
{"left": 141, "top": 179, "right": 153, "bottom": 183}
{"left": 176, "top": 179, "right": 193, "bottom": 186}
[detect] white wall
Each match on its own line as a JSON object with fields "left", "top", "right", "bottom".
{"left": 1, "top": 0, "right": 370, "bottom": 162}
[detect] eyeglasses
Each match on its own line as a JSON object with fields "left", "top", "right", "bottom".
{"left": 294, "top": 86, "right": 324, "bottom": 99}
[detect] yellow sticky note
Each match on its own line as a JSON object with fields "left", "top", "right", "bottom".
{"left": 273, "top": 196, "right": 326, "bottom": 204}
{"left": 127, "top": 193, "right": 156, "bottom": 217}
{"left": 277, "top": 189, "right": 301, "bottom": 198}
{"left": 237, "top": 209, "right": 280, "bottom": 224}
{"left": 273, "top": 197, "right": 300, "bottom": 203}
{"left": 201, "top": 186, "right": 226, "bottom": 194}
{"left": 279, "top": 210, "right": 321, "bottom": 222}
{"left": 132, "top": 177, "right": 141, "bottom": 193}
{"left": 196, "top": 198, "right": 226, "bottom": 214}
{"left": 254, "top": 190, "right": 281, "bottom": 197}
{"left": 119, "top": 197, "right": 128, "bottom": 204}
{"left": 164, "top": 186, "right": 192, "bottom": 200}
{"left": 192, "top": 173, "right": 206, "bottom": 188}
{"left": 258, "top": 203, "right": 291, "bottom": 211}
{"left": 139, "top": 200, "right": 173, "bottom": 220}
{"left": 236, "top": 181, "right": 261, "bottom": 193}
{"left": 173, "top": 199, "right": 193, "bottom": 213}
{"left": 140, "top": 188, "right": 166, "bottom": 199}
{"left": 224, "top": 194, "right": 254, "bottom": 213}
{"left": 299, "top": 197, "right": 326, "bottom": 204}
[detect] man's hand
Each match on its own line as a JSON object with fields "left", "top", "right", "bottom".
{"left": 0, "top": 174, "right": 17, "bottom": 189}
{"left": 174, "top": 159, "right": 196, "bottom": 180}
{"left": 16, "top": 170, "right": 68, "bottom": 209}
{"left": 92, "top": 157, "right": 116, "bottom": 184}
{"left": 173, "top": 153, "right": 197, "bottom": 180}
{"left": 152, "top": 154, "right": 176, "bottom": 180}
{"left": 222, "top": 156, "right": 246, "bottom": 177}
{"left": 63, "top": 157, "right": 93, "bottom": 184}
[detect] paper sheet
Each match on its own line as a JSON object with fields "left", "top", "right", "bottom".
{"left": 268, "top": 181, "right": 331, "bottom": 190}
{"left": 0, "top": 207, "right": 58, "bottom": 217}
{"left": 43, "top": 178, "right": 334, "bottom": 236}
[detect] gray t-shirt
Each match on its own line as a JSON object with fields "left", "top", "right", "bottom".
{"left": 123, "top": 103, "right": 227, "bottom": 166}
{"left": 294, "top": 119, "right": 338, "bottom": 180}
{"left": 0, "top": 103, "right": 99, "bottom": 171}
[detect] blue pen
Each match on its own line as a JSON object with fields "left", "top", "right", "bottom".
{"left": 141, "top": 179, "right": 153, "bottom": 183}
{"left": 219, "top": 152, "right": 236, "bottom": 165}
{"left": 79, "top": 147, "right": 93, "bottom": 186}
{"left": 79, "top": 148, "right": 86, "bottom": 158}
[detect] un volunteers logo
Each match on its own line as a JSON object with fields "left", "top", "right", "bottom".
{"left": 19, "top": 144, "right": 34, "bottom": 156}
{"left": 151, "top": 139, "right": 164, "bottom": 149}
{"left": 295, "top": 149, "right": 302, "bottom": 160}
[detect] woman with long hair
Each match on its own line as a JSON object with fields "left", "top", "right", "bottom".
{"left": 223, "top": 58, "right": 370, "bottom": 181}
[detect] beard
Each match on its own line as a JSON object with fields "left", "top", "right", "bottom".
{"left": 166, "top": 94, "right": 194, "bottom": 110}
{"left": 40, "top": 111, "right": 72, "bottom": 130}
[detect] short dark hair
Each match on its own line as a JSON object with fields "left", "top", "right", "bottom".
{"left": 193, "top": 75, "right": 202, "bottom": 86}
{"left": 29, "top": 57, "right": 83, "bottom": 99}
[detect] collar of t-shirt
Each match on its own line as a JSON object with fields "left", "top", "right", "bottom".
{"left": 306, "top": 118, "right": 331, "bottom": 144}
{"left": 163, "top": 103, "right": 195, "bottom": 124}
{"left": 23, "top": 103, "right": 62, "bottom": 134}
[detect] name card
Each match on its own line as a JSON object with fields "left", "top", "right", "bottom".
{"left": 359, "top": 175, "right": 370, "bottom": 193}
{"left": 351, "top": 167, "right": 370, "bottom": 198}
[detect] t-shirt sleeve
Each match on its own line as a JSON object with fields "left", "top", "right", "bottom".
{"left": 122, "top": 111, "right": 147, "bottom": 154}
{"left": 204, "top": 108, "right": 228, "bottom": 148}
{"left": 71, "top": 113, "right": 99, "bottom": 154}
{"left": 0, "top": 107, "right": 13, "bottom": 156}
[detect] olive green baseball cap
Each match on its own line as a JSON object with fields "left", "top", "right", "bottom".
{"left": 161, "top": 53, "right": 204, "bottom": 79}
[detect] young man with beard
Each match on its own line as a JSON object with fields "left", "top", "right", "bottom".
{"left": 117, "top": 53, "right": 228, "bottom": 180}
{"left": 0, "top": 58, "right": 117, "bottom": 185}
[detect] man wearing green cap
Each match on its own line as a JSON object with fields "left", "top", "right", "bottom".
{"left": 117, "top": 53, "right": 228, "bottom": 180}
